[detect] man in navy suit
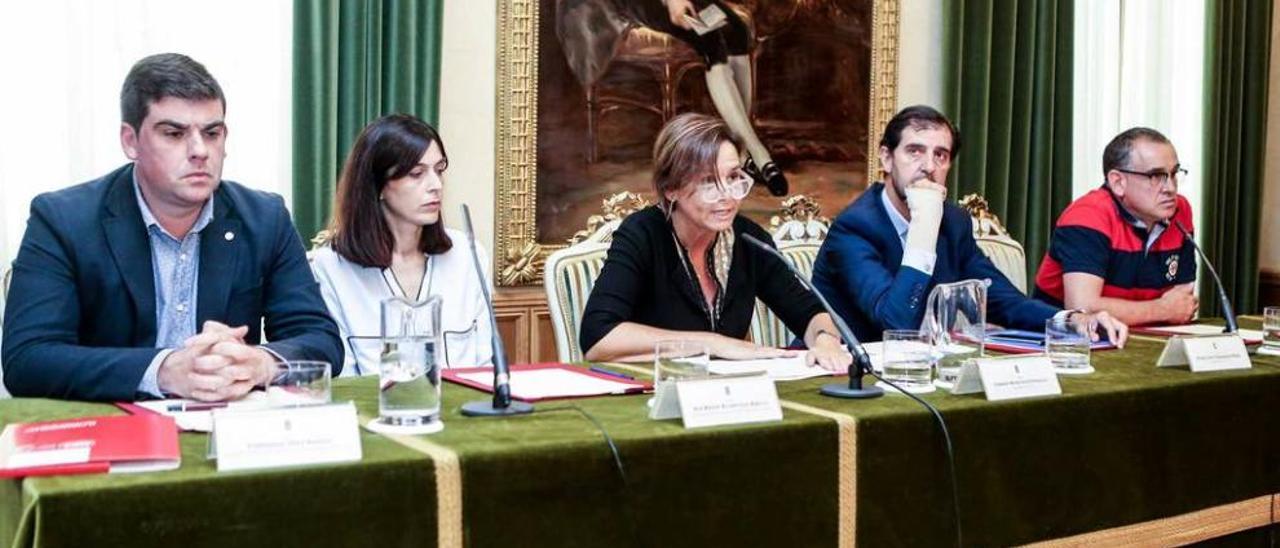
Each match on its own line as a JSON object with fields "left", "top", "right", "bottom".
{"left": 2, "top": 53, "right": 342, "bottom": 402}
{"left": 811, "top": 105, "right": 1128, "bottom": 344}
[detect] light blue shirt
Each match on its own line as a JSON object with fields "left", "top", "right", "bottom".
{"left": 133, "top": 177, "right": 214, "bottom": 397}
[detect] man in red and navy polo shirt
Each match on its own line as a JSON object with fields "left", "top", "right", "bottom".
{"left": 1034, "top": 127, "right": 1198, "bottom": 326}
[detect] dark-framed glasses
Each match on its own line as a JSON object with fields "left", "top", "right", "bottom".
{"left": 694, "top": 170, "right": 754, "bottom": 202}
{"left": 1116, "top": 167, "right": 1188, "bottom": 188}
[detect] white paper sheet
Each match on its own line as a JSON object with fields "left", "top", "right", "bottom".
{"left": 133, "top": 391, "right": 272, "bottom": 432}
{"left": 455, "top": 368, "right": 643, "bottom": 400}
{"left": 1142, "top": 324, "right": 1263, "bottom": 343}
{"left": 707, "top": 355, "right": 831, "bottom": 381}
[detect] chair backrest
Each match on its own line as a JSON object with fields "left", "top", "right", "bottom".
{"left": 749, "top": 197, "right": 831, "bottom": 348}
{"left": 974, "top": 236, "right": 1028, "bottom": 294}
{"left": 544, "top": 242, "right": 611, "bottom": 363}
{"left": 959, "top": 194, "right": 1028, "bottom": 294}
{"left": 749, "top": 241, "right": 821, "bottom": 348}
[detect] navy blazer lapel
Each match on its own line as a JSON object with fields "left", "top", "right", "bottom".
{"left": 197, "top": 188, "right": 243, "bottom": 326}
{"left": 102, "top": 166, "right": 158, "bottom": 345}
{"left": 868, "top": 184, "right": 905, "bottom": 271}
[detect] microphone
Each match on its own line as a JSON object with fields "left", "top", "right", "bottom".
{"left": 739, "top": 233, "right": 883, "bottom": 399}
{"left": 1172, "top": 219, "right": 1238, "bottom": 333}
{"left": 458, "top": 204, "right": 534, "bottom": 417}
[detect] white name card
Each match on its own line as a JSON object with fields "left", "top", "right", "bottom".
{"left": 952, "top": 356, "right": 1062, "bottom": 401}
{"left": 1157, "top": 335, "right": 1252, "bottom": 372}
{"left": 647, "top": 374, "right": 782, "bottom": 428}
{"left": 212, "top": 402, "right": 362, "bottom": 472}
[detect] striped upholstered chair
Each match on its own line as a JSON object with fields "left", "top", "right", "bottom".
{"left": 544, "top": 192, "right": 650, "bottom": 363}
{"left": 749, "top": 196, "right": 830, "bottom": 348}
{"left": 959, "top": 194, "right": 1028, "bottom": 294}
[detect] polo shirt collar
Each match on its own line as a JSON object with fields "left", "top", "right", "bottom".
{"left": 1102, "top": 182, "right": 1167, "bottom": 251}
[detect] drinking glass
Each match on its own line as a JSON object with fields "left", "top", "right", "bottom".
{"left": 882, "top": 329, "right": 934, "bottom": 393}
{"left": 1046, "top": 317, "right": 1091, "bottom": 372}
{"left": 652, "top": 341, "right": 710, "bottom": 384}
{"left": 267, "top": 360, "right": 331, "bottom": 406}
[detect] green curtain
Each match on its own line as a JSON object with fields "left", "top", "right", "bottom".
{"left": 1200, "top": 0, "right": 1273, "bottom": 315}
{"left": 292, "top": 0, "right": 445, "bottom": 242}
{"left": 944, "top": 0, "right": 1075, "bottom": 286}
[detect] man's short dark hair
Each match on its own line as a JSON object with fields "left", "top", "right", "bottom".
{"left": 1102, "top": 127, "right": 1173, "bottom": 175}
{"left": 120, "top": 53, "right": 225, "bottom": 130}
{"left": 879, "top": 105, "right": 962, "bottom": 156}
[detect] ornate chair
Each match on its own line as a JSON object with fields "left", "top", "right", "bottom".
{"left": 749, "top": 195, "right": 829, "bottom": 348}
{"left": 959, "top": 194, "right": 1028, "bottom": 294}
{"left": 544, "top": 192, "right": 650, "bottom": 362}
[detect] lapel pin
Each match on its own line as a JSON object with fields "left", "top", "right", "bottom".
{"left": 224, "top": 231, "right": 235, "bottom": 241}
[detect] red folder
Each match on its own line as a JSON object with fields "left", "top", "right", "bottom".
{"left": 0, "top": 414, "right": 180, "bottom": 478}
{"left": 442, "top": 363, "right": 651, "bottom": 402}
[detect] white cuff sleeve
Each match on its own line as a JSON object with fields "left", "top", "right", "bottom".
{"left": 901, "top": 247, "right": 937, "bottom": 276}
{"left": 137, "top": 349, "right": 173, "bottom": 398}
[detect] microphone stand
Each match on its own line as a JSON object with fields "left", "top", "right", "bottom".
{"left": 740, "top": 234, "right": 882, "bottom": 399}
{"left": 459, "top": 204, "right": 534, "bottom": 417}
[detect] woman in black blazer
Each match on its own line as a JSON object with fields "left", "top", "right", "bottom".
{"left": 579, "top": 113, "right": 850, "bottom": 370}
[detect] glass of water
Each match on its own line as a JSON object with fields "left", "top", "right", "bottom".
{"left": 1262, "top": 307, "right": 1280, "bottom": 354}
{"left": 653, "top": 340, "right": 710, "bottom": 384}
{"left": 375, "top": 295, "right": 444, "bottom": 430}
{"left": 1046, "top": 317, "right": 1092, "bottom": 373}
{"left": 267, "top": 360, "right": 331, "bottom": 406}
{"left": 882, "top": 330, "right": 934, "bottom": 393}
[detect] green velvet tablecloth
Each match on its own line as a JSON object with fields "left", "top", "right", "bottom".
{"left": 1, "top": 318, "right": 1278, "bottom": 547}
{"left": 0, "top": 377, "right": 841, "bottom": 547}
{"left": 775, "top": 320, "right": 1280, "bottom": 546}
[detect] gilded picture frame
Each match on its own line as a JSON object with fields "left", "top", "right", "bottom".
{"left": 494, "top": 0, "right": 900, "bottom": 286}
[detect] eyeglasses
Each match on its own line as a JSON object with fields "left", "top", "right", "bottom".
{"left": 1116, "top": 167, "right": 1188, "bottom": 189}
{"left": 692, "top": 170, "right": 754, "bottom": 202}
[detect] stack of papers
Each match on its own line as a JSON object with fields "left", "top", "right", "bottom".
{"left": 120, "top": 391, "right": 273, "bottom": 432}
{"left": 985, "top": 329, "right": 1116, "bottom": 354}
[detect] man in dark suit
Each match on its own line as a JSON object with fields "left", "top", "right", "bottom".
{"left": 811, "top": 105, "right": 1128, "bottom": 344}
{"left": 2, "top": 53, "right": 342, "bottom": 402}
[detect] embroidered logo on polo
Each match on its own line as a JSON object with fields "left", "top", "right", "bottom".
{"left": 1165, "top": 255, "right": 1179, "bottom": 281}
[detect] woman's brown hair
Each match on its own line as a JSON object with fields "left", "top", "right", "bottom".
{"left": 329, "top": 114, "right": 452, "bottom": 267}
{"left": 651, "top": 113, "right": 742, "bottom": 213}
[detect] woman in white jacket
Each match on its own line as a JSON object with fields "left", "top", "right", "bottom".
{"left": 311, "top": 114, "right": 494, "bottom": 376}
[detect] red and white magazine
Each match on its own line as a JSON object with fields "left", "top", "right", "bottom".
{"left": 0, "top": 414, "right": 180, "bottom": 478}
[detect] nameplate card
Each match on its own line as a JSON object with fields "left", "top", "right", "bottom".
{"left": 676, "top": 374, "right": 782, "bottom": 429}
{"left": 1157, "top": 335, "right": 1252, "bottom": 372}
{"left": 212, "top": 402, "right": 362, "bottom": 472}
{"left": 648, "top": 374, "right": 782, "bottom": 428}
{"left": 952, "top": 356, "right": 1061, "bottom": 401}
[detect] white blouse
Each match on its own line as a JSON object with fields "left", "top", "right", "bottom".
{"left": 310, "top": 228, "right": 495, "bottom": 376}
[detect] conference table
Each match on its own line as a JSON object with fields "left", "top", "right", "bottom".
{"left": 2, "top": 318, "right": 1278, "bottom": 547}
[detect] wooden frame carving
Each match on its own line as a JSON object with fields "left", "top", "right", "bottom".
{"left": 494, "top": 0, "right": 900, "bottom": 286}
